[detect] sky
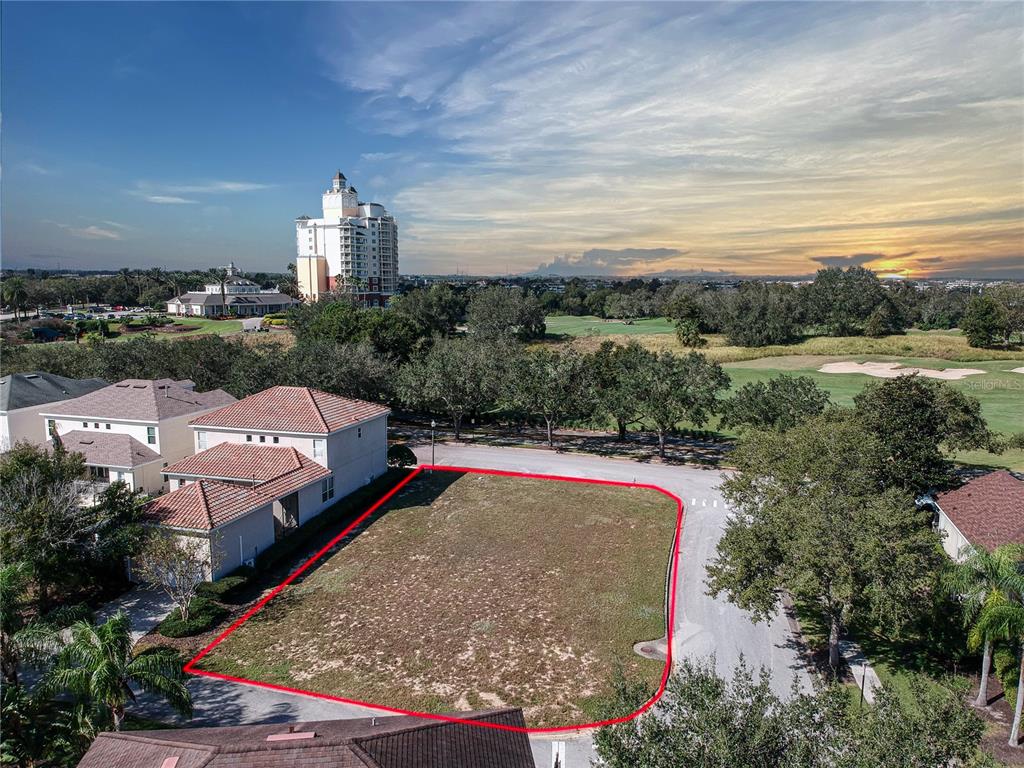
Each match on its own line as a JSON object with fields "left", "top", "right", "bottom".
{"left": 2, "top": 1, "right": 1022, "bottom": 279}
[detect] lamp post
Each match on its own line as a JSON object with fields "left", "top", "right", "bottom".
{"left": 430, "top": 419, "right": 436, "bottom": 468}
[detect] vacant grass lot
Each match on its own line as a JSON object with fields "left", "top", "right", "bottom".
{"left": 197, "top": 470, "right": 678, "bottom": 728}
{"left": 114, "top": 317, "right": 243, "bottom": 339}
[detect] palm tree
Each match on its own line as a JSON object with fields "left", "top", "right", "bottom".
{"left": 0, "top": 562, "right": 60, "bottom": 686}
{"left": 47, "top": 611, "right": 191, "bottom": 730}
{"left": 207, "top": 268, "right": 229, "bottom": 317}
{"left": 974, "top": 589, "right": 1024, "bottom": 747}
{"left": 2, "top": 276, "right": 29, "bottom": 320}
{"left": 945, "top": 544, "right": 1024, "bottom": 706}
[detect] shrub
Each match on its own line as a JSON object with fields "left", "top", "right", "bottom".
{"left": 156, "top": 596, "right": 227, "bottom": 638}
{"left": 195, "top": 569, "right": 251, "bottom": 602}
{"left": 994, "top": 643, "right": 1019, "bottom": 700}
{"left": 387, "top": 443, "right": 417, "bottom": 467}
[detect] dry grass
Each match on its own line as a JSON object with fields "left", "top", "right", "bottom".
{"left": 197, "top": 471, "right": 678, "bottom": 728}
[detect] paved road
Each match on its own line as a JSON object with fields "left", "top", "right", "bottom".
{"left": 137, "top": 442, "right": 808, "bottom": 768}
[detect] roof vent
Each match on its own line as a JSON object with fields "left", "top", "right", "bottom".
{"left": 266, "top": 731, "right": 316, "bottom": 742}
{"left": 24, "top": 374, "right": 40, "bottom": 379}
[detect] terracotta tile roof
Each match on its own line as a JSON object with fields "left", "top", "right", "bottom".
{"left": 42, "top": 379, "right": 236, "bottom": 422}
{"left": 58, "top": 430, "right": 161, "bottom": 469}
{"left": 164, "top": 443, "right": 330, "bottom": 496}
{"left": 936, "top": 470, "right": 1024, "bottom": 552}
{"left": 77, "top": 710, "right": 535, "bottom": 768}
{"left": 153, "top": 446, "right": 330, "bottom": 531}
{"left": 143, "top": 479, "right": 272, "bottom": 531}
{"left": 190, "top": 386, "right": 389, "bottom": 435}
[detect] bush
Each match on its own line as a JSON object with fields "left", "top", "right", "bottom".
{"left": 994, "top": 644, "right": 1019, "bottom": 699}
{"left": 387, "top": 443, "right": 417, "bottom": 467}
{"left": 156, "top": 596, "right": 228, "bottom": 638}
{"left": 195, "top": 567, "right": 253, "bottom": 602}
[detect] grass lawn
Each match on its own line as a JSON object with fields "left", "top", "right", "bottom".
{"left": 195, "top": 470, "right": 679, "bottom": 728}
{"left": 111, "top": 317, "right": 243, "bottom": 341}
{"left": 546, "top": 315, "right": 678, "bottom": 337}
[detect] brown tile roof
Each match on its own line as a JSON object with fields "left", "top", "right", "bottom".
{"left": 164, "top": 443, "right": 330, "bottom": 496}
{"left": 42, "top": 379, "right": 236, "bottom": 422}
{"left": 936, "top": 471, "right": 1024, "bottom": 552}
{"left": 77, "top": 709, "right": 535, "bottom": 768}
{"left": 143, "top": 479, "right": 272, "bottom": 531}
{"left": 58, "top": 430, "right": 161, "bottom": 469}
{"left": 190, "top": 386, "right": 389, "bottom": 435}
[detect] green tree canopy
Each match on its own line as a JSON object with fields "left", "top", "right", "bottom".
{"left": 465, "top": 286, "right": 545, "bottom": 340}
{"left": 962, "top": 294, "right": 1011, "bottom": 349}
{"left": 706, "top": 412, "right": 943, "bottom": 669}
{"left": 719, "top": 375, "right": 831, "bottom": 432}
{"left": 853, "top": 375, "right": 993, "bottom": 492}
{"left": 501, "top": 347, "right": 593, "bottom": 446}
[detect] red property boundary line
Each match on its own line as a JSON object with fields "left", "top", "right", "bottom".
{"left": 184, "top": 464, "right": 685, "bottom": 734}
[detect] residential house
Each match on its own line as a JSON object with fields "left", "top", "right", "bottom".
{"left": 145, "top": 386, "right": 390, "bottom": 577}
{"left": 188, "top": 385, "right": 390, "bottom": 498}
{"left": 40, "top": 379, "right": 235, "bottom": 495}
{"left": 924, "top": 470, "right": 1024, "bottom": 560}
{"left": 1, "top": 372, "right": 107, "bottom": 451}
{"left": 76, "top": 709, "right": 536, "bottom": 768}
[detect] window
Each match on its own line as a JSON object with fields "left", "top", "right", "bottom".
{"left": 146, "top": 426, "right": 156, "bottom": 445}
{"left": 259, "top": 435, "right": 266, "bottom": 443}
{"left": 313, "top": 439, "right": 326, "bottom": 459}
{"left": 357, "top": 427, "right": 362, "bottom": 439}
{"left": 197, "top": 431, "right": 208, "bottom": 450}
{"left": 321, "top": 476, "right": 335, "bottom": 502}
{"left": 47, "top": 419, "right": 55, "bottom": 435}
{"left": 94, "top": 423, "right": 99, "bottom": 429}
{"left": 105, "top": 423, "right": 111, "bottom": 430}
{"left": 246, "top": 434, "right": 253, "bottom": 442}
{"left": 272, "top": 436, "right": 279, "bottom": 444}
{"left": 82, "top": 421, "right": 88, "bottom": 428}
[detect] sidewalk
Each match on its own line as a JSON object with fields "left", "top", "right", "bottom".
{"left": 839, "top": 639, "right": 881, "bottom": 704}
{"left": 95, "top": 586, "right": 176, "bottom": 643}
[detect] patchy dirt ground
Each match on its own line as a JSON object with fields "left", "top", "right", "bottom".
{"left": 197, "top": 470, "right": 679, "bottom": 728}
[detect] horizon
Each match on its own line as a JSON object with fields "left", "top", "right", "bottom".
{"left": 2, "top": 2, "right": 1022, "bottom": 279}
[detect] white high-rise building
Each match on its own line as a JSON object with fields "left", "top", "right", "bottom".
{"left": 295, "top": 171, "right": 398, "bottom": 303}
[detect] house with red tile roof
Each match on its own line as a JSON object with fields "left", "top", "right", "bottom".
{"left": 189, "top": 385, "right": 389, "bottom": 507}
{"left": 40, "top": 379, "right": 235, "bottom": 495}
{"left": 924, "top": 471, "right": 1024, "bottom": 560}
{"left": 76, "top": 709, "right": 536, "bottom": 768}
{"left": 142, "top": 387, "right": 390, "bottom": 577}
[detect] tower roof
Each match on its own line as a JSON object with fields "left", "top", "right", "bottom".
{"left": 333, "top": 169, "right": 346, "bottom": 182}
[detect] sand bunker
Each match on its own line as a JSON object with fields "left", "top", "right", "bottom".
{"left": 1011, "top": 367, "right": 1024, "bottom": 375}
{"left": 818, "top": 361, "right": 986, "bottom": 380}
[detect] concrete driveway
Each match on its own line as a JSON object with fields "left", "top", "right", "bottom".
{"left": 145, "top": 442, "right": 808, "bottom": 768}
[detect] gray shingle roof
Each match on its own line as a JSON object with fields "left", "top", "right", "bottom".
{"left": 169, "top": 292, "right": 298, "bottom": 306}
{"left": 41, "top": 379, "right": 236, "bottom": 422}
{"left": 0, "top": 372, "right": 108, "bottom": 412}
{"left": 58, "top": 430, "right": 162, "bottom": 468}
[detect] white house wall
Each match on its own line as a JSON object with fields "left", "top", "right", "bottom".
{"left": 1, "top": 405, "right": 55, "bottom": 451}
{"left": 937, "top": 509, "right": 971, "bottom": 561}
{"left": 209, "top": 504, "right": 276, "bottom": 580}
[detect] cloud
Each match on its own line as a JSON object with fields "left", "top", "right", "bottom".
{"left": 810, "top": 251, "right": 917, "bottom": 268}
{"left": 359, "top": 152, "right": 402, "bottom": 162}
{"left": 21, "top": 162, "right": 55, "bottom": 176}
{"left": 131, "top": 193, "right": 198, "bottom": 205}
{"left": 127, "top": 180, "right": 272, "bottom": 204}
{"left": 534, "top": 247, "right": 687, "bottom": 276}
{"left": 314, "top": 2, "right": 1023, "bottom": 276}
{"left": 69, "top": 225, "right": 122, "bottom": 241}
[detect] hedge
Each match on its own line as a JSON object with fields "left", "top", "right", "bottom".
{"left": 255, "top": 468, "right": 410, "bottom": 572}
{"left": 387, "top": 443, "right": 417, "bottom": 467}
{"left": 195, "top": 565, "right": 255, "bottom": 602}
{"left": 157, "top": 597, "right": 228, "bottom": 638}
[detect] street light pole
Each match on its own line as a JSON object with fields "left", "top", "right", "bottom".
{"left": 430, "top": 419, "right": 436, "bottom": 468}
